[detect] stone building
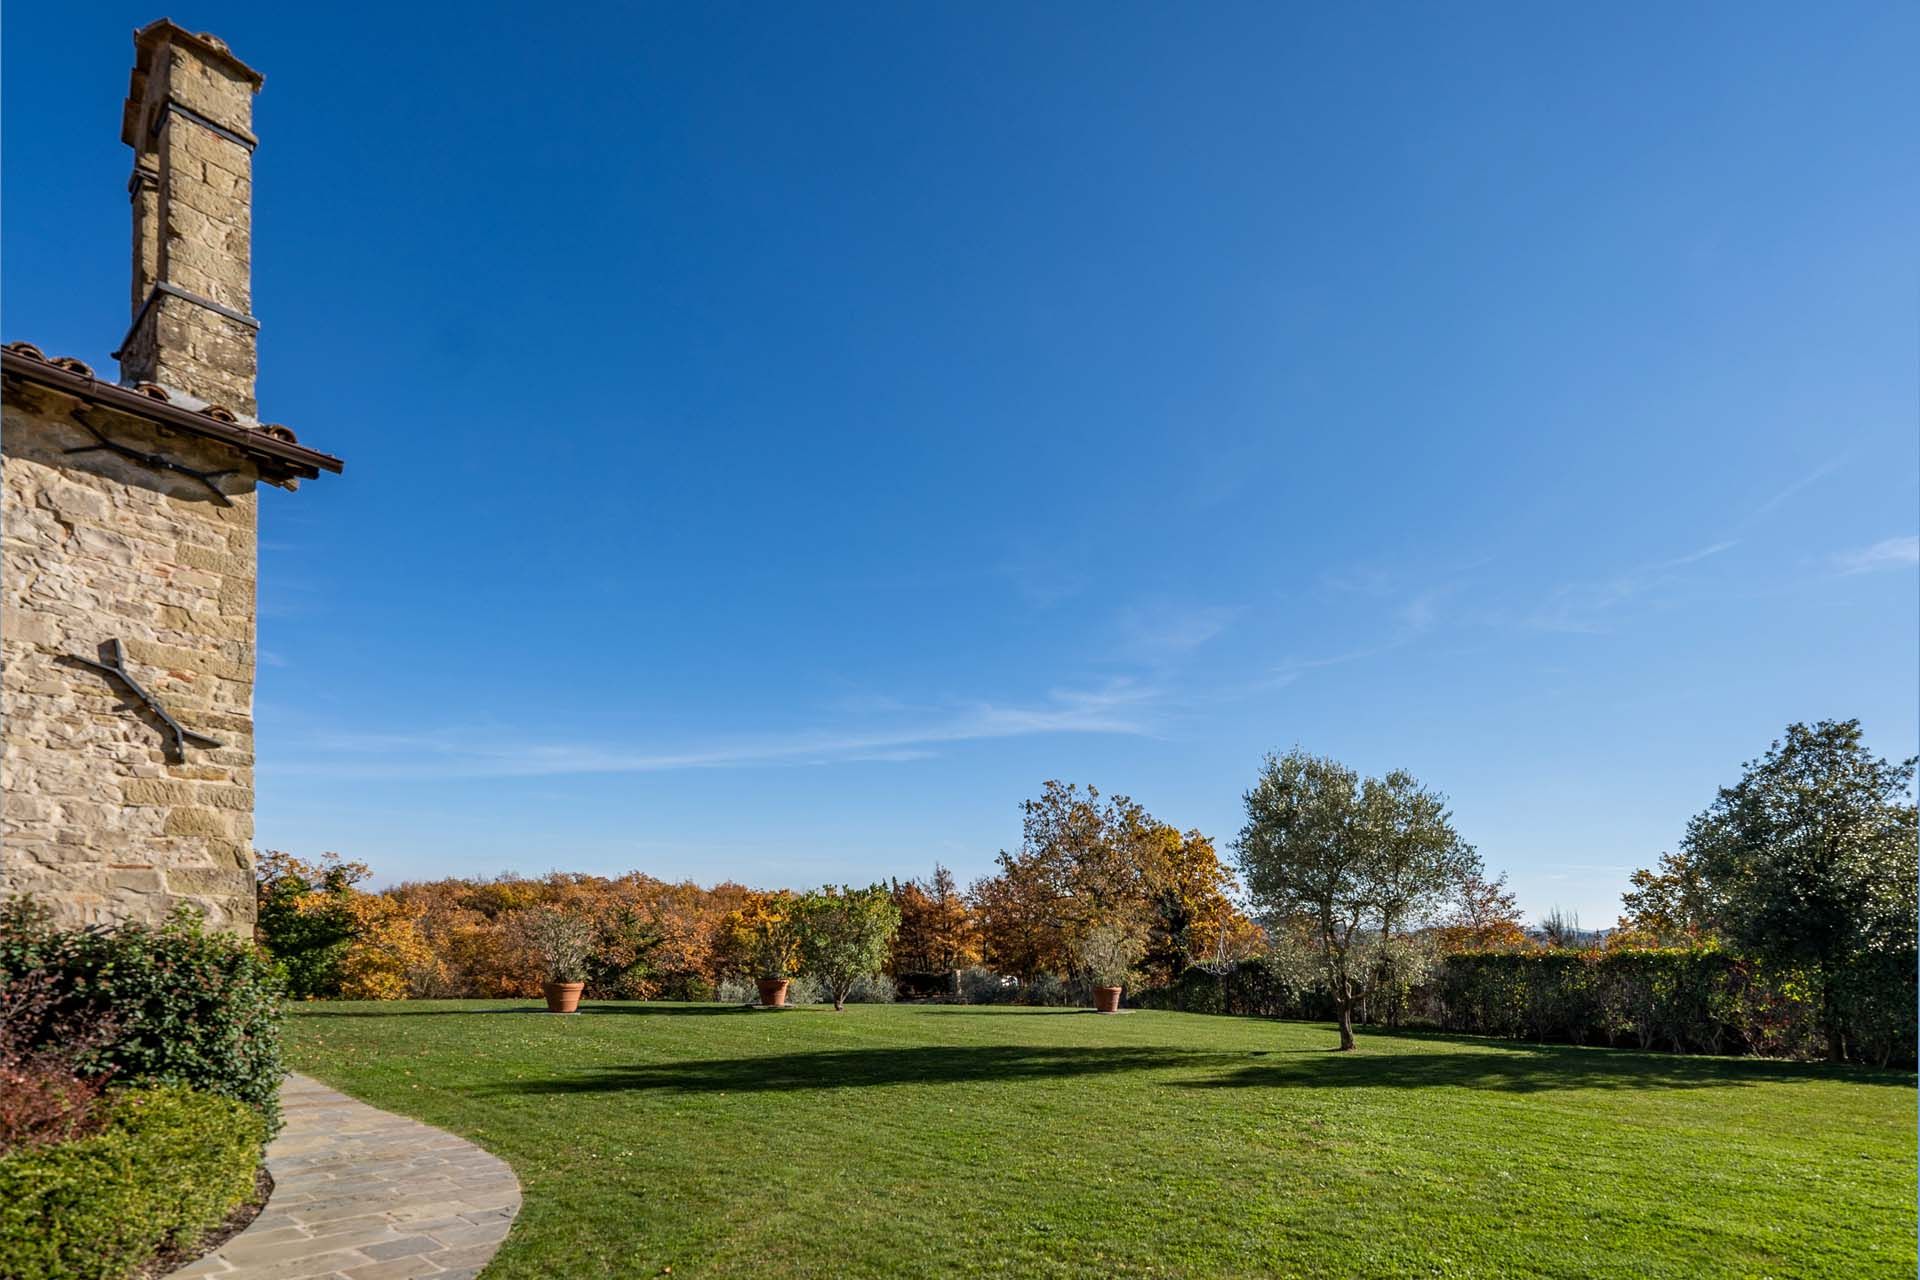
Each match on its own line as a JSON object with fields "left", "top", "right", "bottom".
{"left": 2, "top": 21, "right": 341, "bottom": 933}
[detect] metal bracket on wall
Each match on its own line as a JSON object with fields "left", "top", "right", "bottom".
{"left": 64, "top": 638, "right": 224, "bottom": 762}
{"left": 64, "top": 410, "right": 238, "bottom": 505}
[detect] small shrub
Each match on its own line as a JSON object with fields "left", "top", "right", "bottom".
{"left": 0, "top": 900, "right": 286, "bottom": 1130}
{"left": 672, "top": 976, "right": 718, "bottom": 1003}
{"left": 717, "top": 976, "right": 759, "bottom": 1005}
{"left": 1023, "top": 971, "right": 1082, "bottom": 1007}
{"left": 958, "top": 967, "right": 1015, "bottom": 1004}
{"left": 0, "top": 970, "right": 121, "bottom": 1155}
{"left": 841, "top": 972, "right": 897, "bottom": 1004}
{"left": 1134, "top": 967, "right": 1227, "bottom": 1015}
{"left": 0, "top": 1085, "right": 265, "bottom": 1280}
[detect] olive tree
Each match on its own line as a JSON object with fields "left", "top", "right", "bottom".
{"left": 792, "top": 885, "right": 902, "bottom": 1011}
{"left": 1234, "top": 749, "right": 1475, "bottom": 1050}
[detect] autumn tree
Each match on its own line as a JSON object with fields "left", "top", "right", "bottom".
{"left": 971, "top": 781, "right": 1249, "bottom": 982}
{"left": 1436, "top": 868, "right": 1529, "bottom": 953}
{"left": 889, "top": 865, "right": 979, "bottom": 975}
{"left": 1136, "top": 825, "right": 1250, "bottom": 983}
{"left": 792, "top": 885, "right": 902, "bottom": 1010}
{"left": 969, "top": 857, "right": 1067, "bottom": 980}
{"left": 1235, "top": 749, "right": 1475, "bottom": 1050}
{"left": 1617, "top": 850, "right": 1717, "bottom": 944}
{"left": 332, "top": 892, "right": 438, "bottom": 999}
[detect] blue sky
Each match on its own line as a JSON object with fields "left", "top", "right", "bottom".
{"left": 7, "top": 3, "right": 1915, "bottom": 924}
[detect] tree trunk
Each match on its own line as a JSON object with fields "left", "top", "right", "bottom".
{"left": 1337, "top": 997, "right": 1356, "bottom": 1051}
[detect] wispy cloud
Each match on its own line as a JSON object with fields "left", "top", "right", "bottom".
{"left": 1748, "top": 456, "right": 1846, "bottom": 521}
{"left": 1833, "top": 535, "right": 1919, "bottom": 575}
{"left": 1527, "top": 540, "right": 1738, "bottom": 634}
{"left": 1255, "top": 641, "right": 1408, "bottom": 691}
{"left": 1113, "top": 604, "right": 1239, "bottom": 661}
{"left": 1400, "top": 588, "right": 1448, "bottom": 634}
{"left": 282, "top": 680, "right": 1160, "bottom": 780}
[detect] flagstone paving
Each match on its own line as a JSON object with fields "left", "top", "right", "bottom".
{"left": 168, "top": 1073, "right": 521, "bottom": 1280}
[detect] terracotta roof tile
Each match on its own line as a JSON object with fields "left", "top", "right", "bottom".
{"left": 1, "top": 339, "right": 341, "bottom": 479}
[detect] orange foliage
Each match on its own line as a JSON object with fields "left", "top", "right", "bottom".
{"left": 889, "top": 865, "right": 980, "bottom": 974}
{"left": 1435, "top": 869, "right": 1533, "bottom": 954}
{"left": 369, "top": 871, "right": 760, "bottom": 998}
{"left": 970, "top": 782, "right": 1258, "bottom": 981}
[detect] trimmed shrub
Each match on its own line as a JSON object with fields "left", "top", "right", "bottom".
{"left": 0, "top": 900, "right": 286, "bottom": 1129}
{"left": 0, "top": 1085, "right": 265, "bottom": 1280}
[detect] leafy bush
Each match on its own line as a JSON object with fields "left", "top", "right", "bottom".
{"left": 0, "top": 1085, "right": 264, "bottom": 1280}
{"left": 1023, "top": 971, "right": 1084, "bottom": 1007}
{"left": 841, "top": 972, "right": 898, "bottom": 1004}
{"left": 0, "top": 900, "right": 286, "bottom": 1129}
{"left": 785, "top": 975, "right": 827, "bottom": 1005}
{"left": 254, "top": 850, "right": 366, "bottom": 998}
{"left": 0, "top": 970, "right": 122, "bottom": 1155}
{"left": 659, "top": 975, "right": 717, "bottom": 1002}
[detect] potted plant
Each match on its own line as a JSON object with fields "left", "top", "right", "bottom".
{"left": 726, "top": 892, "right": 803, "bottom": 1007}
{"left": 514, "top": 906, "right": 595, "bottom": 1013}
{"left": 1075, "top": 922, "right": 1146, "bottom": 1014}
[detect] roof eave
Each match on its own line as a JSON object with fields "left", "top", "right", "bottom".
{"left": 1, "top": 348, "right": 344, "bottom": 483}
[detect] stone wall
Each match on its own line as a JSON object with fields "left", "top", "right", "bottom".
{"left": 2, "top": 383, "right": 259, "bottom": 932}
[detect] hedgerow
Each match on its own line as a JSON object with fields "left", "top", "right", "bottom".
{"left": 1432, "top": 947, "right": 1916, "bottom": 1064}
{"left": 0, "top": 1085, "right": 265, "bottom": 1280}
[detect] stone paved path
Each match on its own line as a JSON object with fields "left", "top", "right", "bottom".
{"left": 169, "top": 1073, "right": 521, "bottom": 1280}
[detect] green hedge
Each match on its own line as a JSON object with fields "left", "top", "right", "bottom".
{"left": 1135, "top": 957, "right": 1335, "bottom": 1021}
{"left": 0, "top": 1086, "right": 265, "bottom": 1280}
{"left": 0, "top": 900, "right": 286, "bottom": 1129}
{"left": 1434, "top": 947, "right": 1918, "bottom": 1064}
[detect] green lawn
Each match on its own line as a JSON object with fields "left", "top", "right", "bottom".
{"left": 286, "top": 1002, "right": 1914, "bottom": 1278}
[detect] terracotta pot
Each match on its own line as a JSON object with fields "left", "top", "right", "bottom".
{"left": 756, "top": 977, "right": 790, "bottom": 1008}
{"left": 1093, "top": 985, "right": 1123, "bottom": 1014}
{"left": 543, "top": 981, "right": 585, "bottom": 1014}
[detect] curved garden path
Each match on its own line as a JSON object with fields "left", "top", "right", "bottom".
{"left": 168, "top": 1073, "right": 521, "bottom": 1280}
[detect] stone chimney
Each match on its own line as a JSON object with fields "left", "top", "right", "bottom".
{"left": 117, "top": 20, "right": 264, "bottom": 417}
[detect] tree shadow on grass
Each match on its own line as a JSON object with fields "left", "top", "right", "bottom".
{"left": 1185, "top": 1041, "right": 1915, "bottom": 1094}
{"left": 480, "top": 1045, "right": 1241, "bottom": 1097}
{"left": 292, "top": 1002, "right": 753, "bottom": 1019}
{"left": 479, "top": 1039, "right": 1913, "bottom": 1099}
